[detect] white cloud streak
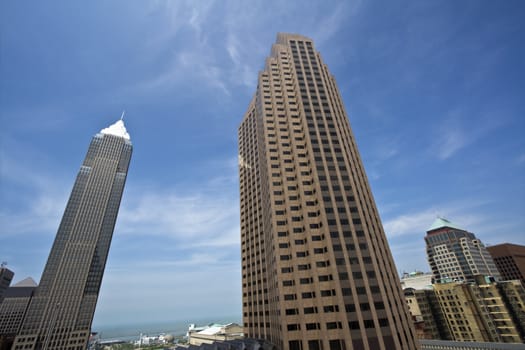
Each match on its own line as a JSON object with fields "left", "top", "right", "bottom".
{"left": 382, "top": 199, "right": 492, "bottom": 238}
{"left": 430, "top": 107, "right": 508, "bottom": 160}
{"left": 117, "top": 186, "right": 240, "bottom": 248}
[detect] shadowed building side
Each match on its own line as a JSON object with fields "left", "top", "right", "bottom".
{"left": 487, "top": 243, "right": 525, "bottom": 284}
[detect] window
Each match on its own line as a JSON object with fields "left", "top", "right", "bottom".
{"left": 289, "top": 340, "right": 302, "bottom": 350}
{"left": 326, "top": 322, "right": 342, "bottom": 329}
{"left": 319, "top": 274, "right": 332, "bottom": 281}
{"left": 323, "top": 305, "right": 339, "bottom": 312}
{"left": 308, "top": 340, "right": 322, "bottom": 350}
{"left": 302, "top": 292, "right": 315, "bottom": 298}
{"left": 287, "top": 324, "right": 300, "bottom": 331}
{"left": 304, "top": 306, "right": 318, "bottom": 314}
{"left": 286, "top": 308, "right": 298, "bottom": 315}
{"left": 306, "top": 323, "right": 321, "bottom": 330}
{"left": 345, "top": 304, "right": 356, "bottom": 312}
{"left": 321, "top": 289, "right": 336, "bottom": 297}
{"left": 284, "top": 294, "right": 297, "bottom": 300}
{"left": 349, "top": 321, "right": 360, "bottom": 330}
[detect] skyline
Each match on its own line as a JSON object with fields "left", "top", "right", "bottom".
{"left": 1, "top": 1, "right": 524, "bottom": 328}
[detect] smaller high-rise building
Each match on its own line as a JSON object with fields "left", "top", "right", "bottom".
{"left": 0, "top": 266, "right": 14, "bottom": 303}
{"left": 487, "top": 243, "right": 525, "bottom": 284}
{"left": 425, "top": 218, "right": 500, "bottom": 283}
{"left": 432, "top": 277, "right": 525, "bottom": 343}
{"left": 0, "top": 278, "right": 37, "bottom": 350}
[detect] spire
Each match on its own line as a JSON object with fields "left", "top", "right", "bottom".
{"left": 100, "top": 119, "right": 130, "bottom": 140}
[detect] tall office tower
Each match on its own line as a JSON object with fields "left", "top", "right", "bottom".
{"left": 238, "top": 33, "right": 418, "bottom": 350}
{"left": 487, "top": 243, "right": 525, "bottom": 284}
{"left": 425, "top": 218, "right": 500, "bottom": 283}
{"left": 12, "top": 120, "right": 132, "bottom": 350}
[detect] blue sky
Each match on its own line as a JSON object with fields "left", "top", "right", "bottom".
{"left": 1, "top": 0, "right": 524, "bottom": 328}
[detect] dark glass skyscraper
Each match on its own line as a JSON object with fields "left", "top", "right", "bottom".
{"left": 239, "top": 34, "right": 418, "bottom": 350}
{"left": 13, "top": 120, "right": 132, "bottom": 350}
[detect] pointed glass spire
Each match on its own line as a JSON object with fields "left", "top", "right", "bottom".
{"left": 100, "top": 120, "right": 130, "bottom": 140}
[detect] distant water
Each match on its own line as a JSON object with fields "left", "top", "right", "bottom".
{"left": 94, "top": 316, "right": 242, "bottom": 341}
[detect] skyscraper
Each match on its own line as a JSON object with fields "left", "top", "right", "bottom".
{"left": 12, "top": 120, "right": 132, "bottom": 350}
{"left": 425, "top": 218, "right": 500, "bottom": 283}
{"left": 238, "top": 33, "right": 418, "bottom": 350}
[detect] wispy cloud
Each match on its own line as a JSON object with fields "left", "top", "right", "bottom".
{"left": 118, "top": 186, "right": 239, "bottom": 248}
{"left": 430, "top": 107, "right": 507, "bottom": 160}
{"left": 0, "top": 153, "right": 69, "bottom": 236}
{"left": 382, "top": 199, "right": 492, "bottom": 238}
{"left": 435, "top": 127, "right": 467, "bottom": 160}
{"left": 123, "top": 0, "right": 362, "bottom": 100}
{"left": 313, "top": 0, "right": 362, "bottom": 47}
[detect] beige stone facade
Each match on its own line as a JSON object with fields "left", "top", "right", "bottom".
{"left": 433, "top": 278, "right": 524, "bottom": 343}
{"left": 239, "top": 33, "right": 418, "bottom": 350}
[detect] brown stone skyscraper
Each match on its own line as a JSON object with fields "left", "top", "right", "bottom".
{"left": 238, "top": 34, "right": 418, "bottom": 350}
{"left": 12, "top": 120, "right": 132, "bottom": 350}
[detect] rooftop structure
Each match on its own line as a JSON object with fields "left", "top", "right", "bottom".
{"left": 188, "top": 323, "right": 244, "bottom": 346}
{"left": 401, "top": 271, "right": 433, "bottom": 290}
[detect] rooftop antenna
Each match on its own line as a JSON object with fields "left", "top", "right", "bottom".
{"left": 120, "top": 110, "right": 126, "bottom": 121}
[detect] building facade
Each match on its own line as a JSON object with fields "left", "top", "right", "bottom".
{"left": 239, "top": 33, "right": 418, "bottom": 350}
{"left": 0, "top": 278, "right": 37, "bottom": 350}
{"left": 415, "top": 289, "right": 453, "bottom": 341}
{"left": 432, "top": 277, "right": 525, "bottom": 344}
{"left": 487, "top": 243, "right": 525, "bottom": 284}
{"left": 12, "top": 120, "right": 132, "bottom": 350}
{"left": 425, "top": 218, "right": 500, "bottom": 283}
{"left": 0, "top": 266, "right": 14, "bottom": 303}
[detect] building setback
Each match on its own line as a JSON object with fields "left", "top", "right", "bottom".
{"left": 238, "top": 33, "right": 418, "bottom": 350}
{"left": 12, "top": 120, "right": 132, "bottom": 350}
{"left": 487, "top": 243, "right": 525, "bottom": 284}
{"left": 425, "top": 218, "right": 500, "bottom": 283}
